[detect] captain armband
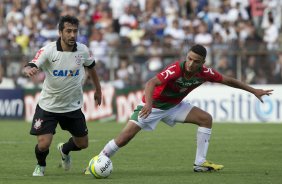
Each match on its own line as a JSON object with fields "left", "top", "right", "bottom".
{"left": 85, "top": 60, "right": 96, "bottom": 69}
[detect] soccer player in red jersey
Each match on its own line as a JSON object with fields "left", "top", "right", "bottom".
{"left": 90, "top": 44, "right": 273, "bottom": 172}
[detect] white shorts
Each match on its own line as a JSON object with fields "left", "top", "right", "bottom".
{"left": 129, "top": 101, "right": 194, "bottom": 131}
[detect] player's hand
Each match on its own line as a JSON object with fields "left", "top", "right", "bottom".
{"left": 254, "top": 89, "right": 273, "bottom": 103}
{"left": 24, "top": 67, "right": 39, "bottom": 78}
{"left": 94, "top": 90, "right": 102, "bottom": 106}
{"left": 139, "top": 104, "right": 152, "bottom": 119}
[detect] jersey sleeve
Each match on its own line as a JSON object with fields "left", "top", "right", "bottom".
{"left": 156, "top": 62, "right": 181, "bottom": 83}
{"left": 202, "top": 66, "right": 223, "bottom": 82}
{"left": 30, "top": 47, "right": 48, "bottom": 68}
{"left": 82, "top": 46, "right": 95, "bottom": 68}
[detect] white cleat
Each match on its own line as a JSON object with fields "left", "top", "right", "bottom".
{"left": 57, "top": 143, "right": 71, "bottom": 171}
{"left": 32, "top": 164, "right": 45, "bottom": 176}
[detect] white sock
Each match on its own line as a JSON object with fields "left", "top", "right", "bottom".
{"left": 99, "top": 139, "right": 119, "bottom": 158}
{"left": 194, "top": 127, "right": 212, "bottom": 165}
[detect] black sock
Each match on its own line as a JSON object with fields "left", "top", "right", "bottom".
{"left": 62, "top": 137, "right": 81, "bottom": 155}
{"left": 35, "top": 144, "right": 49, "bottom": 166}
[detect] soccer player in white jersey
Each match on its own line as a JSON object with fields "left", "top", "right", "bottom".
{"left": 23, "top": 15, "right": 102, "bottom": 176}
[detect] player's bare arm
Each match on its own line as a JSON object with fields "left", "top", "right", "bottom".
{"left": 88, "top": 68, "right": 102, "bottom": 105}
{"left": 221, "top": 75, "right": 273, "bottom": 102}
{"left": 139, "top": 76, "right": 162, "bottom": 118}
{"left": 23, "top": 66, "right": 39, "bottom": 78}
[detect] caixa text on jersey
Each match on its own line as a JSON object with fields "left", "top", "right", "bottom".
{"left": 52, "top": 70, "right": 80, "bottom": 77}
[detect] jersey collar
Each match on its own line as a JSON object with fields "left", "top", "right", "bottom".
{"left": 56, "top": 38, "right": 77, "bottom": 52}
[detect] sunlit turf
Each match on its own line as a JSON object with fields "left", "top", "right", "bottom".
{"left": 0, "top": 120, "right": 281, "bottom": 184}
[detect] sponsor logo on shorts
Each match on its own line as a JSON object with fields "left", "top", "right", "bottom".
{"left": 34, "top": 118, "right": 43, "bottom": 130}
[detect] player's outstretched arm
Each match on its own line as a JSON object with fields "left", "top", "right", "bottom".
{"left": 221, "top": 75, "right": 273, "bottom": 103}
{"left": 88, "top": 67, "right": 102, "bottom": 106}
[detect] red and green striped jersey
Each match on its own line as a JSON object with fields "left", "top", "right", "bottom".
{"left": 142, "top": 61, "right": 223, "bottom": 110}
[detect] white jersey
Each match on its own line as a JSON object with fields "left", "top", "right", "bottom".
{"left": 29, "top": 39, "right": 95, "bottom": 113}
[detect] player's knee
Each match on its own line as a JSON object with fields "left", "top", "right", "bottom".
{"left": 200, "top": 113, "right": 213, "bottom": 127}
{"left": 77, "top": 141, "right": 88, "bottom": 149}
{"left": 37, "top": 137, "right": 51, "bottom": 151}
{"left": 82, "top": 142, "right": 88, "bottom": 149}
{"left": 37, "top": 142, "right": 51, "bottom": 151}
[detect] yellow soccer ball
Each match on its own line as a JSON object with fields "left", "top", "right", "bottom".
{"left": 88, "top": 155, "right": 113, "bottom": 179}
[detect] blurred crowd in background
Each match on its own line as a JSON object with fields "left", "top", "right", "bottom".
{"left": 0, "top": 0, "right": 282, "bottom": 89}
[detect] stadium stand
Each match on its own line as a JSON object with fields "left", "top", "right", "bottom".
{"left": 0, "top": 0, "right": 281, "bottom": 89}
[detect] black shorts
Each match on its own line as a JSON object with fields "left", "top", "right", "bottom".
{"left": 30, "top": 105, "right": 88, "bottom": 137}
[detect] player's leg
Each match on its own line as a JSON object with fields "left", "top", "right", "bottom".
{"left": 84, "top": 105, "right": 163, "bottom": 174}
{"left": 36, "top": 134, "right": 53, "bottom": 164}
{"left": 182, "top": 106, "right": 223, "bottom": 171}
{"left": 84, "top": 114, "right": 142, "bottom": 175}
{"left": 183, "top": 107, "right": 212, "bottom": 164}
{"left": 57, "top": 136, "right": 88, "bottom": 171}
{"left": 99, "top": 105, "right": 163, "bottom": 157}
{"left": 57, "top": 109, "right": 88, "bottom": 170}
{"left": 32, "top": 134, "right": 53, "bottom": 176}
{"left": 30, "top": 105, "right": 57, "bottom": 176}
{"left": 58, "top": 136, "right": 88, "bottom": 155}
{"left": 84, "top": 105, "right": 168, "bottom": 174}
{"left": 100, "top": 120, "right": 141, "bottom": 157}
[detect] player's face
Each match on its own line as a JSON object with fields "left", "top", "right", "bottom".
{"left": 60, "top": 22, "right": 78, "bottom": 47}
{"left": 185, "top": 51, "right": 205, "bottom": 73}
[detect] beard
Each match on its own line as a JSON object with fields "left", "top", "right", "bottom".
{"left": 62, "top": 37, "right": 76, "bottom": 47}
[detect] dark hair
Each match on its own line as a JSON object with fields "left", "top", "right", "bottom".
{"left": 58, "top": 15, "right": 79, "bottom": 31}
{"left": 190, "top": 44, "right": 207, "bottom": 59}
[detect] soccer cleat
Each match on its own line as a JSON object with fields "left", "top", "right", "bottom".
{"left": 32, "top": 164, "right": 45, "bottom": 176}
{"left": 193, "top": 160, "right": 224, "bottom": 172}
{"left": 83, "top": 167, "right": 91, "bottom": 175}
{"left": 57, "top": 143, "right": 71, "bottom": 171}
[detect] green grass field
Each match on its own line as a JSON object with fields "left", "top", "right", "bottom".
{"left": 0, "top": 120, "right": 281, "bottom": 184}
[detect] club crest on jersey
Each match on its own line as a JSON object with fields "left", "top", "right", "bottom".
{"left": 34, "top": 118, "right": 43, "bottom": 130}
{"left": 75, "top": 55, "right": 83, "bottom": 65}
{"left": 53, "top": 70, "right": 80, "bottom": 77}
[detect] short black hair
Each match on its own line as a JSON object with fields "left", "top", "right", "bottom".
{"left": 190, "top": 44, "right": 207, "bottom": 59}
{"left": 58, "top": 15, "right": 79, "bottom": 31}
